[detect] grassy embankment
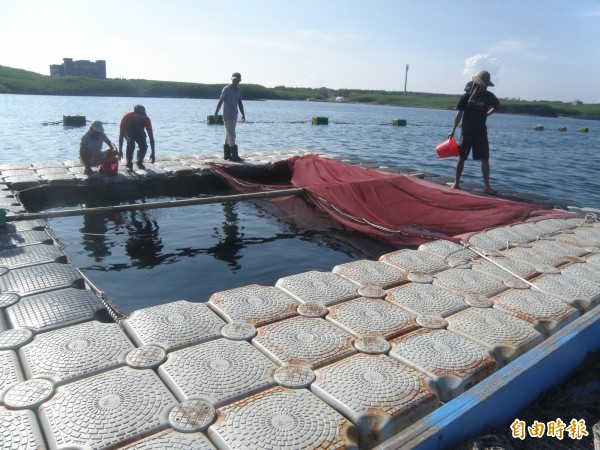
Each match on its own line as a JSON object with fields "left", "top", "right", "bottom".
{"left": 1, "top": 65, "right": 599, "bottom": 119}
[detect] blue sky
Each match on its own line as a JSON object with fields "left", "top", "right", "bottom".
{"left": 2, "top": 0, "right": 599, "bottom": 103}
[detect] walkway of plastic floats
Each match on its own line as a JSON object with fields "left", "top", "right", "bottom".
{"left": 0, "top": 149, "right": 599, "bottom": 450}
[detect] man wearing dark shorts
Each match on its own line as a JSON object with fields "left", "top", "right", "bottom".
{"left": 448, "top": 71, "right": 500, "bottom": 194}
{"left": 118, "top": 104, "right": 155, "bottom": 172}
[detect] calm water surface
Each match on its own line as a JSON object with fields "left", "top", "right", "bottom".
{"left": 1, "top": 94, "right": 598, "bottom": 313}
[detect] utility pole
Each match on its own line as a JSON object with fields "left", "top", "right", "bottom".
{"left": 404, "top": 64, "right": 409, "bottom": 95}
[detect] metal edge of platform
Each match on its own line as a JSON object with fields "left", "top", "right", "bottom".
{"left": 373, "top": 303, "right": 600, "bottom": 450}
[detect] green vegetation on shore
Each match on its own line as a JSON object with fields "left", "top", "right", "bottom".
{"left": 2, "top": 65, "right": 599, "bottom": 119}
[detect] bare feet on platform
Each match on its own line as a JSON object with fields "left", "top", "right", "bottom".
{"left": 483, "top": 186, "right": 498, "bottom": 195}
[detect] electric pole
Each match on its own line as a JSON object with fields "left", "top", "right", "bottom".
{"left": 404, "top": 64, "right": 409, "bottom": 95}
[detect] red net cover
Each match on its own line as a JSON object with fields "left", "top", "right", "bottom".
{"left": 210, "top": 155, "right": 578, "bottom": 246}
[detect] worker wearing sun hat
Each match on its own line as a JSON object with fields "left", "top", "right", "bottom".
{"left": 214, "top": 72, "right": 246, "bottom": 162}
{"left": 448, "top": 70, "right": 500, "bottom": 195}
{"left": 80, "top": 120, "right": 116, "bottom": 175}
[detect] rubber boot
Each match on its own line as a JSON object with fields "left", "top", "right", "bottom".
{"left": 230, "top": 145, "right": 244, "bottom": 162}
{"left": 223, "top": 144, "right": 232, "bottom": 161}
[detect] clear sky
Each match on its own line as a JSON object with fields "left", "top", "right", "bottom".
{"left": 2, "top": 0, "right": 599, "bottom": 103}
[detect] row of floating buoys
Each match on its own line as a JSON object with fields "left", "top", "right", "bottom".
{"left": 205, "top": 115, "right": 409, "bottom": 126}
{"left": 534, "top": 124, "right": 590, "bottom": 133}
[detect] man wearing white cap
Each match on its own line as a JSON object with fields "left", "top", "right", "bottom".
{"left": 214, "top": 72, "right": 246, "bottom": 162}
{"left": 80, "top": 120, "right": 116, "bottom": 175}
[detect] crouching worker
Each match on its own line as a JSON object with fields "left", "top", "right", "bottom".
{"left": 80, "top": 120, "right": 117, "bottom": 175}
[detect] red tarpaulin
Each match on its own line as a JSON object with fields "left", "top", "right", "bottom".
{"left": 209, "top": 155, "right": 578, "bottom": 246}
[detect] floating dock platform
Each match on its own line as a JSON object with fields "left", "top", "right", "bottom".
{"left": 0, "top": 151, "right": 599, "bottom": 449}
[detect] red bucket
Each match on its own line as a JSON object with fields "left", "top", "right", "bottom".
{"left": 436, "top": 138, "right": 459, "bottom": 158}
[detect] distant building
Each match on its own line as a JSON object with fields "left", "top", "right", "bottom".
{"left": 50, "top": 58, "right": 106, "bottom": 79}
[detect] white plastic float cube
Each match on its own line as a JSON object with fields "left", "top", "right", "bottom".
{"left": 209, "top": 386, "right": 359, "bottom": 449}
{"left": 253, "top": 316, "right": 356, "bottom": 368}
{"left": 379, "top": 249, "right": 448, "bottom": 274}
{"left": 119, "top": 429, "right": 217, "bottom": 449}
{"left": 446, "top": 307, "right": 544, "bottom": 366}
{"left": 332, "top": 260, "right": 406, "bottom": 289}
{"left": 276, "top": 270, "right": 360, "bottom": 306}
{"left": 530, "top": 238, "right": 590, "bottom": 259}
{"left": 38, "top": 366, "right": 178, "bottom": 449}
{"left": 529, "top": 272, "right": 600, "bottom": 312}
{"left": 208, "top": 284, "right": 298, "bottom": 326}
{"left": 433, "top": 267, "right": 509, "bottom": 298}
{"left": 389, "top": 328, "right": 497, "bottom": 402}
{"left": 418, "top": 240, "right": 478, "bottom": 265}
{"left": 326, "top": 297, "right": 417, "bottom": 339}
{"left": 0, "top": 349, "right": 24, "bottom": 402}
{"left": 0, "top": 406, "right": 46, "bottom": 449}
{"left": 386, "top": 283, "right": 469, "bottom": 318}
{"left": 311, "top": 353, "right": 438, "bottom": 449}
{"left": 561, "top": 261, "right": 600, "bottom": 284}
{"left": 123, "top": 300, "right": 225, "bottom": 350}
{"left": 501, "top": 245, "right": 569, "bottom": 268}
{"left": 555, "top": 226, "right": 600, "bottom": 248}
{"left": 19, "top": 321, "right": 134, "bottom": 385}
{"left": 158, "top": 338, "right": 277, "bottom": 406}
{"left": 492, "top": 289, "right": 579, "bottom": 338}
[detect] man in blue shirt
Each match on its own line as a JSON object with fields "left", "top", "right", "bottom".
{"left": 214, "top": 72, "right": 246, "bottom": 162}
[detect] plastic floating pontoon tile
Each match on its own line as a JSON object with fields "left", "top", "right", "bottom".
{"left": 5, "top": 287, "right": 105, "bottom": 333}
{"left": 446, "top": 308, "right": 544, "bottom": 366}
{"left": 585, "top": 253, "right": 600, "bottom": 269}
{"left": 418, "top": 240, "right": 478, "bottom": 264}
{"left": 4, "top": 378, "right": 54, "bottom": 410}
{"left": 253, "top": 316, "right": 356, "bottom": 369}
{"left": 533, "top": 218, "right": 581, "bottom": 233}
{"left": 561, "top": 262, "right": 600, "bottom": 284}
{"left": 158, "top": 339, "right": 277, "bottom": 406}
{"left": 208, "top": 284, "right": 297, "bottom": 327}
{"left": 126, "top": 345, "right": 167, "bottom": 370}
{"left": 169, "top": 399, "right": 216, "bottom": 432}
{"left": 275, "top": 270, "right": 359, "bottom": 306}
{"left": 123, "top": 300, "right": 225, "bottom": 351}
{"left": 468, "top": 228, "right": 518, "bottom": 251}
{"left": 463, "top": 294, "right": 494, "bottom": 308}
{"left": 208, "top": 386, "right": 359, "bottom": 450}
{"left": 509, "top": 222, "right": 552, "bottom": 241}
{"left": 501, "top": 246, "right": 568, "bottom": 268}
{"left": 118, "top": 429, "right": 217, "bottom": 450}
{"left": 379, "top": 249, "right": 447, "bottom": 274}
{"left": 274, "top": 363, "right": 316, "bottom": 388}
{"left": 312, "top": 353, "right": 438, "bottom": 449}
{"left": 326, "top": 297, "right": 417, "bottom": 339}
{"left": 530, "top": 238, "right": 590, "bottom": 258}
{"left": 332, "top": 260, "right": 406, "bottom": 289}
{"left": 0, "top": 406, "right": 46, "bottom": 449}
{"left": 389, "top": 328, "right": 497, "bottom": 402}
{"left": 492, "top": 289, "right": 580, "bottom": 338}
{"left": 38, "top": 366, "right": 178, "bottom": 450}
{"left": 0, "top": 350, "right": 24, "bottom": 402}
{"left": 386, "top": 283, "right": 469, "bottom": 318}
{"left": 531, "top": 273, "right": 600, "bottom": 312}
{"left": 0, "top": 328, "right": 33, "bottom": 351}
{"left": 0, "top": 220, "right": 44, "bottom": 234}
{"left": 433, "top": 268, "right": 509, "bottom": 298}
{"left": 19, "top": 321, "right": 134, "bottom": 385}
{"left": 354, "top": 335, "right": 391, "bottom": 354}
{"left": 0, "top": 230, "right": 54, "bottom": 249}
{"left": 296, "top": 303, "right": 328, "bottom": 318}
{"left": 220, "top": 322, "right": 257, "bottom": 341}
{"left": 470, "top": 256, "right": 540, "bottom": 282}
{"left": 0, "top": 244, "right": 67, "bottom": 270}
{"left": 555, "top": 227, "right": 600, "bottom": 248}
{"left": 0, "top": 263, "right": 84, "bottom": 297}
{"left": 0, "top": 197, "right": 19, "bottom": 208}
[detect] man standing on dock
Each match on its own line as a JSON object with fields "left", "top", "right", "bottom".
{"left": 119, "top": 104, "right": 155, "bottom": 172}
{"left": 448, "top": 70, "right": 500, "bottom": 195}
{"left": 214, "top": 72, "right": 245, "bottom": 162}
